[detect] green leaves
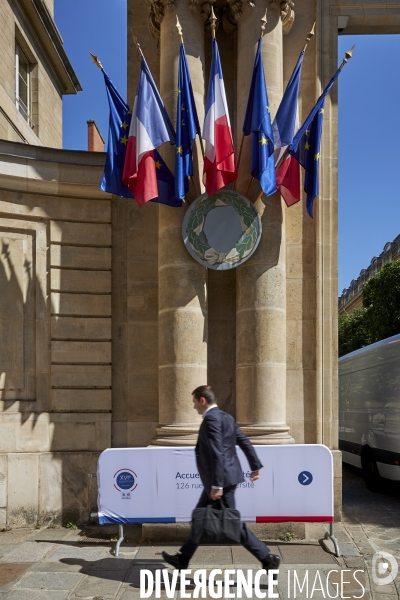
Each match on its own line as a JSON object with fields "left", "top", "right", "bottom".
{"left": 338, "top": 308, "right": 371, "bottom": 357}
{"left": 339, "top": 260, "right": 400, "bottom": 356}
{"left": 362, "top": 260, "right": 400, "bottom": 344}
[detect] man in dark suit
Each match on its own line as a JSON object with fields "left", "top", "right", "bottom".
{"left": 162, "top": 385, "right": 280, "bottom": 572}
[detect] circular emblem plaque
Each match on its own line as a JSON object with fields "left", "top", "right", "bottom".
{"left": 182, "top": 190, "right": 262, "bottom": 270}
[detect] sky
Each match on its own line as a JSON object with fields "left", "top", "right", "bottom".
{"left": 54, "top": 1, "right": 400, "bottom": 295}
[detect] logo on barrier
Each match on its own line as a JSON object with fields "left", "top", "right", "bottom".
{"left": 298, "top": 471, "right": 313, "bottom": 486}
{"left": 114, "top": 468, "right": 138, "bottom": 499}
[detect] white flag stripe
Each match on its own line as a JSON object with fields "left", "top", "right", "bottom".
{"left": 203, "top": 73, "right": 231, "bottom": 162}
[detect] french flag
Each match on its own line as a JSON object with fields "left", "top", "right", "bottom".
{"left": 122, "top": 58, "right": 175, "bottom": 207}
{"left": 203, "top": 38, "right": 237, "bottom": 197}
{"left": 272, "top": 50, "right": 304, "bottom": 207}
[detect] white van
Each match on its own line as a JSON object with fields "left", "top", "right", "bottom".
{"left": 339, "top": 333, "right": 400, "bottom": 491}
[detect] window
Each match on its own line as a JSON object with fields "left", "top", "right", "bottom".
{"left": 15, "top": 43, "right": 31, "bottom": 124}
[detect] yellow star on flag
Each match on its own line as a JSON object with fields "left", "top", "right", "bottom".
{"left": 305, "top": 129, "right": 310, "bottom": 136}
{"left": 314, "top": 152, "right": 320, "bottom": 161}
{"left": 121, "top": 121, "right": 128, "bottom": 130}
{"left": 305, "top": 142, "right": 310, "bottom": 150}
{"left": 127, "top": 109, "right": 132, "bottom": 115}
{"left": 120, "top": 136, "right": 128, "bottom": 145}
{"left": 182, "top": 119, "right": 185, "bottom": 126}
{"left": 266, "top": 105, "right": 270, "bottom": 113}
{"left": 177, "top": 146, "right": 183, "bottom": 154}
{"left": 155, "top": 161, "right": 161, "bottom": 169}
{"left": 260, "top": 136, "right": 268, "bottom": 145}
{"left": 319, "top": 108, "right": 324, "bottom": 114}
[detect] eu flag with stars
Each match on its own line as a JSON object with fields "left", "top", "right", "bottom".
{"left": 100, "top": 69, "right": 180, "bottom": 206}
{"left": 175, "top": 43, "right": 201, "bottom": 200}
{"left": 242, "top": 38, "right": 276, "bottom": 197}
{"left": 290, "top": 101, "right": 325, "bottom": 218}
{"left": 289, "top": 64, "right": 344, "bottom": 217}
{"left": 100, "top": 69, "right": 132, "bottom": 198}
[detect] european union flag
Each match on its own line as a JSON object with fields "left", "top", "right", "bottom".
{"left": 100, "top": 69, "right": 132, "bottom": 198}
{"left": 175, "top": 43, "right": 201, "bottom": 200}
{"left": 290, "top": 102, "right": 325, "bottom": 218}
{"left": 289, "top": 64, "right": 344, "bottom": 217}
{"left": 242, "top": 38, "right": 276, "bottom": 197}
{"left": 100, "top": 69, "right": 180, "bottom": 206}
{"left": 153, "top": 150, "right": 182, "bottom": 207}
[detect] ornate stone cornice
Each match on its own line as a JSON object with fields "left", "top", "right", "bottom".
{"left": 146, "top": 0, "right": 294, "bottom": 39}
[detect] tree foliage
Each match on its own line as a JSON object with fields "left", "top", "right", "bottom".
{"left": 338, "top": 308, "right": 371, "bottom": 357}
{"left": 339, "top": 260, "right": 400, "bottom": 357}
{"left": 363, "top": 260, "right": 400, "bottom": 343}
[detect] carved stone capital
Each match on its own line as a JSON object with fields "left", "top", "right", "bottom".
{"left": 280, "top": 0, "right": 295, "bottom": 34}
{"left": 270, "top": 0, "right": 295, "bottom": 34}
{"left": 147, "top": 0, "right": 164, "bottom": 40}
{"left": 201, "top": 0, "right": 243, "bottom": 35}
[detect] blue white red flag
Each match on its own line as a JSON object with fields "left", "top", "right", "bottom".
{"left": 175, "top": 43, "right": 201, "bottom": 200}
{"left": 203, "top": 38, "right": 237, "bottom": 197}
{"left": 272, "top": 50, "right": 305, "bottom": 207}
{"left": 99, "top": 66, "right": 179, "bottom": 206}
{"left": 242, "top": 38, "right": 276, "bottom": 197}
{"left": 122, "top": 57, "right": 175, "bottom": 206}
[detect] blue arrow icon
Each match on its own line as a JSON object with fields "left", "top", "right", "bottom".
{"left": 298, "top": 471, "right": 313, "bottom": 485}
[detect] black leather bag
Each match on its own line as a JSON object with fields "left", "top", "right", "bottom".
{"left": 191, "top": 497, "right": 242, "bottom": 544}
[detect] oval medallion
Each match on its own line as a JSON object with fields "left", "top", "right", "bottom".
{"left": 182, "top": 190, "right": 262, "bottom": 270}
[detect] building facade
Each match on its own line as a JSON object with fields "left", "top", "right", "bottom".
{"left": 0, "top": 0, "right": 399, "bottom": 527}
{"left": 339, "top": 235, "right": 400, "bottom": 315}
{"left": 0, "top": 0, "right": 80, "bottom": 146}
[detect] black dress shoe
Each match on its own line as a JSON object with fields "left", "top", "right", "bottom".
{"left": 262, "top": 553, "right": 281, "bottom": 579}
{"left": 161, "top": 551, "right": 189, "bottom": 570}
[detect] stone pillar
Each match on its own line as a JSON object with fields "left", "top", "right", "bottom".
{"left": 152, "top": 0, "right": 207, "bottom": 445}
{"left": 235, "top": 4, "right": 294, "bottom": 444}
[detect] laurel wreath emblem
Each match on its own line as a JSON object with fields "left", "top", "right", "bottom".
{"left": 186, "top": 191, "right": 260, "bottom": 267}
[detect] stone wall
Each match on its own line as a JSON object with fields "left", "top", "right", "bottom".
{"left": 0, "top": 140, "right": 111, "bottom": 525}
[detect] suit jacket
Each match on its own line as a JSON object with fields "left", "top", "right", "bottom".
{"left": 195, "top": 406, "right": 263, "bottom": 490}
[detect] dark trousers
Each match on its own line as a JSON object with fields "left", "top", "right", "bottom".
{"left": 180, "top": 485, "right": 270, "bottom": 563}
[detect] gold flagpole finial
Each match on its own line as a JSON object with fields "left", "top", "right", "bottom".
{"left": 210, "top": 5, "right": 217, "bottom": 38}
{"left": 130, "top": 28, "right": 144, "bottom": 58}
{"left": 89, "top": 52, "right": 103, "bottom": 70}
{"left": 176, "top": 15, "right": 183, "bottom": 43}
{"left": 339, "top": 44, "right": 355, "bottom": 69}
{"left": 260, "top": 9, "right": 268, "bottom": 38}
{"left": 303, "top": 22, "right": 316, "bottom": 50}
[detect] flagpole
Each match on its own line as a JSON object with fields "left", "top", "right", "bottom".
{"left": 237, "top": 9, "right": 267, "bottom": 193}
{"left": 175, "top": 16, "right": 205, "bottom": 164}
{"left": 303, "top": 23, "right": 316, "bottom": 51}
{"left": 129, "top": 28, "right": 144, "bottom": 58}
{"left": 89, "top": 52, "right": 103, "bottom": 70}
{"left": 253, "top": 43, "right": 355, "bottom": 205}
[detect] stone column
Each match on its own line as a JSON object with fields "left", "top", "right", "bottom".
{"left": 235, "top": 4, "right": 294, "bottom": 444}
{"left": 152, "top": 0, "right": 207, "bottom": 445}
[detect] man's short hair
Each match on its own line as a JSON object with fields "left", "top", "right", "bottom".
{"left": 192, "top": 385, "right": 216, "bottom": 405}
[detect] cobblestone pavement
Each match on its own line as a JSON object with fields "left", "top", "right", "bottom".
{"left": 0, "top": 463, "right": 398, "bottom": 599}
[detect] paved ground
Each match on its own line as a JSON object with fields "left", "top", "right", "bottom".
{"left": 0, "top": 464, "right": 398, "bottom": 599}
